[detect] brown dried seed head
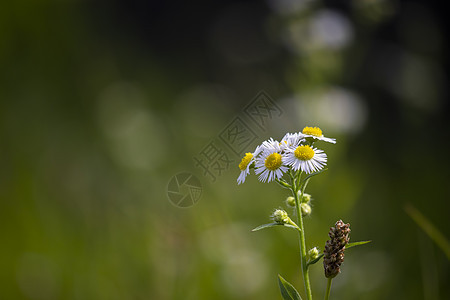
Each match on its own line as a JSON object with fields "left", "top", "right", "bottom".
{"left": 323, "top": 220, "right": 351, "bottom": 278}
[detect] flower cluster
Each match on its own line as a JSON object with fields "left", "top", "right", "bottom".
{"left": 237, "top": 126, "right": 335, "bottom": 184}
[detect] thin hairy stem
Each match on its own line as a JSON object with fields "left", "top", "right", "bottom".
{"left": 292, "top": 172, "right": 313, "bottom": 300}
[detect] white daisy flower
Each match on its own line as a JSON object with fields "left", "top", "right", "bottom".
{"left": 237, "top": 146, "right": 262, "bottom": 185}
{"left": 260, "top": 138, "right": 282, "bottom": 152}
{"left": 285, "top": 144, "right": 327, "bottom": 174}
{"left": 301, "top": 126, "right": 336, "bottom": 144}
{"left": 255, "top": 143, "right": 288, "bottom": 183}
{"left": 280, "top": 132, "right": 305, "bottom": 150}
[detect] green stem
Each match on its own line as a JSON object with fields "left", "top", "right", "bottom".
{"left": 287, "top": 219, "right": 302, "bottom": 234}
{"left": 324, "top": 278, "right": 332, "bottom": 300}
{"left": 293, "top": 173, "right": 313, "bottom": 300}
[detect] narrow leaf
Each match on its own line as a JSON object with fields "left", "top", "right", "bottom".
{"left": 252, "top": 223, "right": 299, "bottom": 232}
{"left": 284, "top": 224, "right": 300, "bottom": 230}
{"left": 278, "top": 274, "right": 302, "bottom": 300}
{"left": 252, "top": 223, "right": 279, "bottom": 232}
{"left": 346, "top": 240, "right": 371, "bottom": 249}
{"left": 405, "top": 203, "right": 450, "bottom": 260}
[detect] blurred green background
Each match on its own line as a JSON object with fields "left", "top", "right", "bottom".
{"left": 1, "top": 0, "right": 449, "bottom": 299}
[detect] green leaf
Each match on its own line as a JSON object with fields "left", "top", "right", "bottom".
{"left": 252, "top": 223, "right": 279, "bottom": 231}
{"left": 346, "top": 240, "right": 371, "bottom": 249}
{"left": 252, "top": 223, "right": 298, "bottom": 232}
{"left": 278, "top": 274, "right": 302, "bottom": 300}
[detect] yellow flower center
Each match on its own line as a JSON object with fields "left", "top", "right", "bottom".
{"left": 302, "top": 126, "right": 323, "bottom": 137}
{"left": 238, "top": 153, "right": 253, "bottom": 171}
{"left": 294, "top": 145, "right": 315, "bottom": 161}
{"left": 264, "top": 153, "right": 282, "bottom": 171}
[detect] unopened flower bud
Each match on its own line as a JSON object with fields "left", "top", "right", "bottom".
{"left": 308, "top": 247, "right": 319, "bottom": 260}
{"left": 301, "top": 203, "right": 312, "bottom": 216}
{"left": 297, "top": 191, "right": 311, "bottom": 203}
{"left": 272, "top": 209, "right": 290, "bottom": 224}
{"left": 286, "top": 196, "right": 296, "bottom": 207}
